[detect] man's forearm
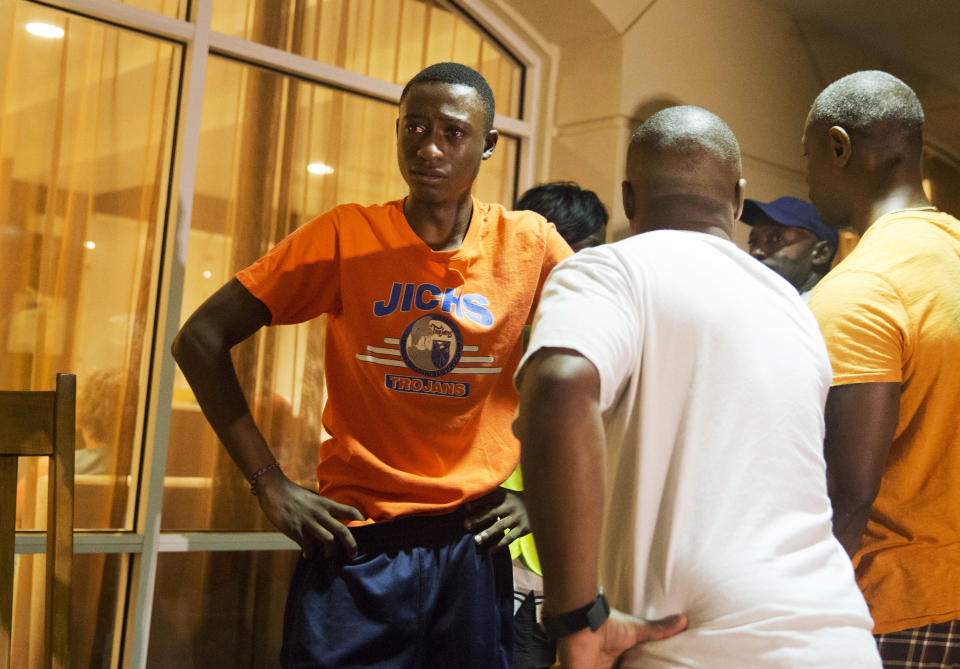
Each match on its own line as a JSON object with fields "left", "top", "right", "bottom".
{"left": 517, "top": 354, "right": 690, "bottom": 666}
{"left": 517, "top": 350, "right": 605, "bottom": 614}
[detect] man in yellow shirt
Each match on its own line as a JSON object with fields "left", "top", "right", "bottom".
{"left": 806, "top": 70, "right": 960, "bottom": 666}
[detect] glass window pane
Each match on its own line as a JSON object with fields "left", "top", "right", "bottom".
{"left": 165, "top": 55, "right": 517, "bottom": 530}
{"left": 476, "top": 134, "right": 519, "bottom": 212}
{"left": 211, "top": 0, "right": 523, "bottom": 117}
{"left": 115, "top": 0, "right": 188, "bottom": 20}
{"left": 148, "top": 550, "right": 297, "bottom": 668}
{"left": 0, "top": 2, "right": 180, "bottom": 530}
{"left": 9, "top": 552, "right": 126, "bottom": 669}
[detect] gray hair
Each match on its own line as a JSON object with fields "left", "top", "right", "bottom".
{"left": 808, "top": 70, "right": 923, "bottom": 140}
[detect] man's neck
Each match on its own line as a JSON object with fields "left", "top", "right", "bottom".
{"left": 853, "top": 181, "right": 931, "bottom": 236}
{"left": 403, "top": 195, "right": 474, "bottom": 251}
{"left": 797, "top": 271, "right": 825, "bottom": 295}
{"left": 636, "top": 205, "right": 733, "bottom": 242}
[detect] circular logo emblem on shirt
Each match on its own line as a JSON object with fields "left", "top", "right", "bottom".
{"left": 400, "top": 313, "right": 463, "bottom": 377}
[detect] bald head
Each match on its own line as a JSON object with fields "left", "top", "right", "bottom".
{"left": 807, "top": 70, "right": 923, "bottom": 148}
{"left": 629, "top": 106, "right": 741, "bottom": 171}
{"left": 623, "top": 106, "right": 743, "bottom": 238}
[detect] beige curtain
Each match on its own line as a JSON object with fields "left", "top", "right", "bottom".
{"left": 1, "top": 2, "right": 179, "bottom": 666}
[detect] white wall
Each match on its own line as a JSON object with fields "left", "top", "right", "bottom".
{"left": 619, "top": 0, "right": 824, "bottom": 243}
{"left": 497, "top": 0, "right": 960, "bottom": 244}
{"left": 502, "top": 0, "right": 829, "bottom": 244}
{"left": 550, "top": 36, "right": 627, "bottom": 229}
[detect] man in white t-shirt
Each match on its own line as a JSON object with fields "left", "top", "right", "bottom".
{"left": 514, "top": 106, "right": 880, "bottom": 669}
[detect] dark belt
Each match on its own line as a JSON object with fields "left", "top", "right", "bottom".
{"left": 349, "top": 507, "right": 471, "bottom": 556}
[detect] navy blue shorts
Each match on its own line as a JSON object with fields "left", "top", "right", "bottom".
{"left": 280, "top": 509, "right": 513, "bottom": 668}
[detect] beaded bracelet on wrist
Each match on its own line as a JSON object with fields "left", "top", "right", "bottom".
{"left": 249, "top": 461, "right": 281, "bottom": 495}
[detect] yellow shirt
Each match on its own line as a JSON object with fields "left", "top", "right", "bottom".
{"left": 810, "top": 209, "right": 960, "bottom": 633}
{"left": 502, "top": 465, "right": 542, "bottom": 575}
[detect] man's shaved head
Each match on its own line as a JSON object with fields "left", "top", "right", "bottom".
{"left": 803, "top": 71, "right": 927, "bottom": 233}
{"left": 807, "top": 70, "right": 923, "bottom": 147}
{"left": 623, "top": 106, "right": 743, "bottom": 238}
{"left": 628, "top": 105, "right": 741, "bottom": 174}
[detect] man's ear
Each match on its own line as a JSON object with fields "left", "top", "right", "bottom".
{"left": 828, "top": 126, "right": 852, "bottom": 167}
{"left": 811, "top": 240, "right": 833, "bottom": 269}
{"left": 482, "top": 129, "right": 499, "bottom": 160}
{"left": 734, "top": 178, "right": 746, "bottom": 220}
{"left": 622, "top": 180, "right": 636, "bottom": 223}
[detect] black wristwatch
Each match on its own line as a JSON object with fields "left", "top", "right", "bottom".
{"left": 541, "top": 589, "right": 610, "bottom": 640}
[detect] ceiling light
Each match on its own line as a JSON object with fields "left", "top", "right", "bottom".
{"left": 202, "top": 270, "right": 212, "bottom": 279}
{"left": 26, "top": 22, "right": 64, "bottom": 39}
{"left": 84, "top": 240, "right": 96, "bottom": 250}
{"left": 307, "top": 162, "right": 334, "bottom": 176}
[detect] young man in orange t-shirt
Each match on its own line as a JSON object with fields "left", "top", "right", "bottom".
{"left": 173, "top": 63, "right": 571, "bottom": 667}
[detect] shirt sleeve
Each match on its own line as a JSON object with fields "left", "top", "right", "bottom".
{"left": 526, "top": 223, "right": 574, "bottom": 325}
{"left": 235, "top": 210, "right": 342, "bottom": 325}
{"left": 517, "top": 248, "right": 640, "bottom": 411}
{"left": 809, "top": 269, "right": 909, "bottom": 386}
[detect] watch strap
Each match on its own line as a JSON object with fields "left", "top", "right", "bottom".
{"left": 541, "top": 589, "right": 610, "bottom": 640}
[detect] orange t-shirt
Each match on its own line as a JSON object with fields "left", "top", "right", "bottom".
{"left": 236, "top": 197, "right": 571, "bottom": 523}
{"left": 810, "top": 209, "right": 960, "bottom": 633}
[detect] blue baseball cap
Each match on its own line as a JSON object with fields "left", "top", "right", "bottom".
{"left": 740, "top": 196, "right": 839, "bottom": 251}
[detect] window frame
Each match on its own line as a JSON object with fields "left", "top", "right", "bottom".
{"left": 13, "top": 1, "right": 541, "bottom": 667}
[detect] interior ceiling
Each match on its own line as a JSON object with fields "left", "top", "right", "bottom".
{"left": 755, "top": 0, "right": 960, "bottom": 159}
{"left": 757, "top": 0, "right": 960, "bottom": 92}
{"left": 501, "top": 0, "right": 618, "bottom": 44}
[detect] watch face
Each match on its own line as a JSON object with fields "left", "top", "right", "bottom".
{"left": 586, "top": 590, "right": 610, "bottom": 631}
{"left": 541, "top": 591, "right": 609, "bottom": 639}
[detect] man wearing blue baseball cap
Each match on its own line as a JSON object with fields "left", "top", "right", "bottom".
{"left": 741, "top": 196, "right": 838, "bottom": 301}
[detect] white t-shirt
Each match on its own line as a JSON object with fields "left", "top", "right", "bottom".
{"left": 520, "top": 230, "right": 880, "bottom": 668}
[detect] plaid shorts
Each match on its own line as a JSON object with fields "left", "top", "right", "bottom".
{"left": 876, "top": 619, "right": 960, "bottom": 668}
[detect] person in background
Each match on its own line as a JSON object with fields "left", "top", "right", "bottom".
{"left": 805, "top": 70, "right": 960, "bottom": 667}
{"left": 515, "top": 105, "right": 879, "bottom": 669}
{"left": 517, "top": 181, "right": 608, "bottom": 251}
{"left": 507, "top": 180, "right": 609, "bottom": 669}
{"left": 741, "top": 196, "right": 838, "bottom": 300}
{"left": 173, "top": 62, "right": 571, "bottom": 668}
